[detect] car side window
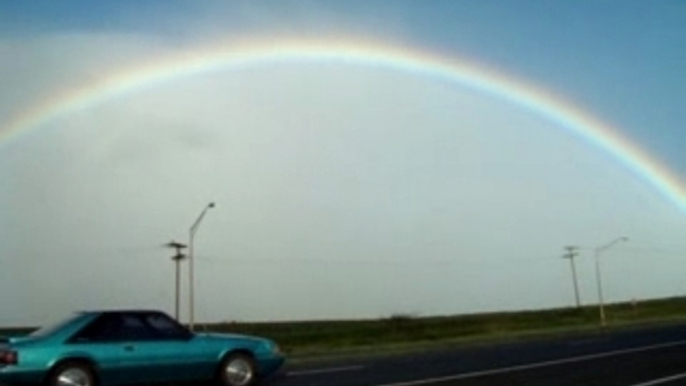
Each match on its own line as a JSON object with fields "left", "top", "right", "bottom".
{"left": 71, "top": 314, "right": 121, "bottom": 343}
{"left": 118, "top": 314, "right": 155, "bottom": 341}
{"left": 71, "top": 314, "right": 157, "bottom": 343}
{"left": 144, "top": 313, "right": 191, "bottom": 340}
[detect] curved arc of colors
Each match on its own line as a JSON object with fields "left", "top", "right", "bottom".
{"left": 1, "top": 39, "right": 684, "bottom": 211}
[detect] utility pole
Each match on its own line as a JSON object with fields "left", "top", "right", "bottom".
{"left": 563, "top": 246, "right": 581, "bottom": 308}
{"left": 165, "top": 241, "right": 187, "bottom": 321}
{"left": 188, "top": 202, "right": 215, "bottom": 331}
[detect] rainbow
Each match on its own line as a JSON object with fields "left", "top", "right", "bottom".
{"left": 2, "top": 37, "right": 685, "bottom": 211}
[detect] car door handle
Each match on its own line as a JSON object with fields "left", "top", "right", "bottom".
{"left": 123, "top": 345, "right": 135, "bottom": 352}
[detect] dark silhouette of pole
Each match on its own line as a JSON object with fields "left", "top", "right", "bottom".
{"left": 189, "top": 202, "right": 215, "bottom": 331}
{"left": 563, "top": 246, "right": 581, "bottom": 308}
{"left": 165, "top": 241, "right": 187, "bottom": 321}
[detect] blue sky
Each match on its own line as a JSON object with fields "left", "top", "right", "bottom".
{"left": 2, "top": 1, "right": 683, "bottom": 168}
{"left": 0, "top": 1, "right": 684, "bottom": 326}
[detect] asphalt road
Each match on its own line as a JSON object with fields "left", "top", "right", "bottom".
{"left": 275, "top": 323, "right": 686, "bottom": 386}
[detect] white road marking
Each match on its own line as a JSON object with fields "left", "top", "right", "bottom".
{"left": 626, "top": 372, "right": 686, "bottom": 386}
{"left": 372, "top": 339, "right": 686, "bottom": 386}
{"left": 288, "top": 365, "right": 366, "bottom": 376}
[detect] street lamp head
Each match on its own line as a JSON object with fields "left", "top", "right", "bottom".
{"left": 620, "top": 236, "right": 628, "bottom": 242}
{"left": 208, "top": 202, "right": 216, "bottom": 209}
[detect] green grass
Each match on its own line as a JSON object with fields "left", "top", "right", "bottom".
{"left": 4, "top": 296, "right": 686, "bottom": 358}
{"left": 204, "top": 296, "right": 686, "bottom": 356}
{"left": 0, "top": 327, "right": 33, "bottom": 337}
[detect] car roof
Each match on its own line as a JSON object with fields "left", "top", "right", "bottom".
{"left": 78, "top": 310, "right": 170, "bottom": 316}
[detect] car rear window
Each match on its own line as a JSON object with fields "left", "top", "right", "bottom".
{"left": 29, "top": 314, "right": 83, "bottom": 338}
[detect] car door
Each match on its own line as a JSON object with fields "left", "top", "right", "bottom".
{"left": 139, "top": 312, "right": 216, "bottom": 382}
{"left": 110, "top": 313, "right": 165, "bottom": 384}
{"left": 114, "top": 312, "right": 214, "bottom": 383}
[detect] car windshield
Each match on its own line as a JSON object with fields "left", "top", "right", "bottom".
{"left": 29, "top": 314, "right": 83, "bottom": 338}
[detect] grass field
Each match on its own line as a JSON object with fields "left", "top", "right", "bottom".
{"left": 3, "top": 296, "right": 686, "bottom": 357}
{"left": 209, "top": 296, "right": 686, "bottom": 356}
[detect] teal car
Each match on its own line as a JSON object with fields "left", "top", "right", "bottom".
{"left": 0, "top": 310, "right": 284, "bottom": 386}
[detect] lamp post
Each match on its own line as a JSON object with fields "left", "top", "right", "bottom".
{"left": 188, "top": 202, "right": 215, "bottom": 331}
{"left": 594, "top": 236, "right": 628, "bottom": 327}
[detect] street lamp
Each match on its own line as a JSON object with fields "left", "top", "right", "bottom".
{"left": 189, "top": 202, "right": 215, "bottom": 331}
{"left": 594, "top": 236, "right": 628, "bottom": 327}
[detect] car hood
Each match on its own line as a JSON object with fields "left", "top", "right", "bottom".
{"left": 195, "top": 332, "right": 265, "bottom": 343}
{"left": 193, "top": 332, "right": 278, "bottom": 355}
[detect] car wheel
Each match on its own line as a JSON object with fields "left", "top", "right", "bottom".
{"left": 48, "top": 361, "right": 97, "bottom": 386}
{"left": 218, "top": 353, "right": 258, "bottom": 386}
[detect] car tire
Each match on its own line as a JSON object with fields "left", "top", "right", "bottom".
{"left": 217, "top": 353, "right": 258, "bottom": 386}
{"left": 47, "top": 361, "right": 97, "bottom": 386}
